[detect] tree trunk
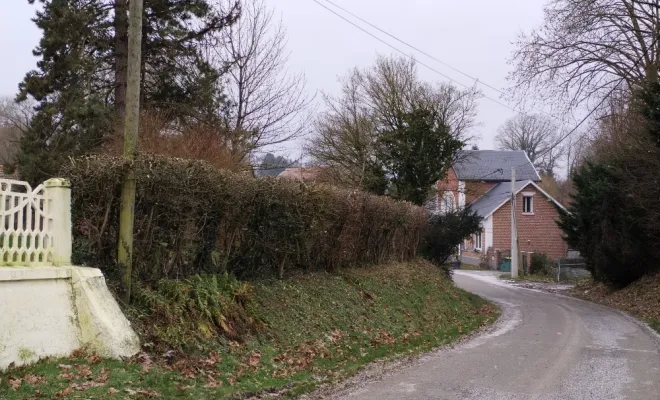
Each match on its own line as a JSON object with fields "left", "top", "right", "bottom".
{"left": 114, "top": 0, "right": 129, "bottom": 139}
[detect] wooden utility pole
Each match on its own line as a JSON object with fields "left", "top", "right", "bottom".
{"left": 118, "top": 0, "right": 144, "bottom": 303}
{"left": 511, "top": 168, "right": 519, "bottom": 278}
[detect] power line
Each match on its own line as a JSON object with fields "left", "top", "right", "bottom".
{"left": 315, "top": 0, "right": 560, "bottom": 121}
{"left": 313, "top": 0, "right": 659, "bottom": 181}
{"left": 319, "top": 0, "right": 505, "bottom": 97}
{"left": 310, "top": 0, "right": 523, "bottom": 114}
{"left": 498, "top": 33, "right": 660, "bottom": 176}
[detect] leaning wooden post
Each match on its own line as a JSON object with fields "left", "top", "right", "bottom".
{"left": 118, "top": 0, "right": 144, "bottom": 303}
{"left": 44, "top": 178, "right": 72, "bottom": 266}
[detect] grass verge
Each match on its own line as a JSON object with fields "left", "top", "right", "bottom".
{"left": 498, "top": 273, "right": 555, "bottom": 282}
{"left": 457, "top": 264, "right": 488, "bottom": 271}
{"left": 571, "top": 273, "right": 660, "bottom": 333}
{"left": 0, "top": 260, "right": 498, "bottom": 399}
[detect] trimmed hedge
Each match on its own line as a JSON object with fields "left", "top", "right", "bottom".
{"left": 61, "top": 155, "right": 426, "bottom": 283}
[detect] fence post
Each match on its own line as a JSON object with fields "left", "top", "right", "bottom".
{"left": 44, "top": 178, "right": 72, "bottom": 266}
{"left": 557, "top": 259, "right": 561, "bottom": 283}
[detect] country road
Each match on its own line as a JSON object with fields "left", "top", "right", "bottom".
{"left": 336, "top": 270, "right": 660, "bottom": 400}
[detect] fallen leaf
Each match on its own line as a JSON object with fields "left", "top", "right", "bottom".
{"left": 8, "top": 378, "right": 21, "bottom": 390}
{"left": 87, "top": 354, "right": 102, "bottom": 364}
{"left": 57, "top": 372, "right": 74, "bottom": 380}
{"left": 247, "top": 351, "right": 261, "bottom": 367}
{"left": 58, "top": 364, "right": 73, "bottom": 371}
{"left": 136, "top": 388, "right": 161, "bottom": 398}
{"left": 204, "top": 375, "right": 222, "bottom": 389}
{"left": 23, "top": 374, "right": 45, "bottom": 385}
{"left": 108, "top": 387, "right": 119, "bottom": 394}
{"left": 71, "top": 348, "right": 86, "bottom": 358}
{"left": 72, "top": 380, "right": 106, "bottom": 391}
{"left": 97, "top": 367, "right": 109, "bottom": 383}
{"left": 55, "top": 386, "right": 73, "bottom": 397}
{"left": 137, "top": 352, "right": 154, "bottom": 372}
{"left": 181, "top": 368, "right": 196, "bottom": 379}
{"left": 201, "top": 352, "right": 221, "bottom": 366}
{"left": 76, "top": 365, "right": 92, "bottom": 378}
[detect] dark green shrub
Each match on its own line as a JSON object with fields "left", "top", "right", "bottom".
{"left": 557, "top": 162, "right": 654, "bottom": 287}
{"left": 529, "top": 252, "right": 551, "bottom": 275}
{"left": 421, "top": 207, "right": 482, "bottom": 275}
{"left": 61, "top": 155, "right": 427, "bottom": 284}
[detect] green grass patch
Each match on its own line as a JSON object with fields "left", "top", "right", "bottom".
{"left": 0, "top": 260, "right": 499, "bottom": 399}
{"left": 498, "top": 273, "right": 561, "bottom": 283}
{"left": 648, "top": 320, "right": 660, "bottom": 333}
{"left": 458, "top": 263, "right": 487, "bottom": 271}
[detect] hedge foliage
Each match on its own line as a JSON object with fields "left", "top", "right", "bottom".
{"left": 61, "top": 155, "right": 426, "bottom": 284}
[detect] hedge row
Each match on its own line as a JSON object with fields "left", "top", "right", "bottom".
{"left": 61, "top": 155, "right": 427, "bottom": 283}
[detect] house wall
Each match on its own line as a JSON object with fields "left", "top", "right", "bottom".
{"left": 465, "top": 181, "right": 498, "bottom": 204}
{"left": 435, "top": 168, "right": 461, "bottom": 212}
{"left": 491, "top": 185, "right": 568, "bottom": 260}
{"left": 437, "top": 168, "right": 458, "bottom": 198}
{"left": 437, "top": 169, "right": 500, "bottom": 207}
{"left": 483, "top": 215, "right": 493, "bottom": 249}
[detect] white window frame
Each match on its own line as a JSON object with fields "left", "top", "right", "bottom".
{"left": 522, "top": 192, "right": 534, "bottom": 214}
{"left": 474, "top": 231, "right": 482, "bottom": 250}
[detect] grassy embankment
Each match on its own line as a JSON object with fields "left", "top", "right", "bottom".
{"left": 571, "top": 274, "right": 660, "bottom": 333}
{"left": 0, "top": 260, "right": 498, "bottom": 399}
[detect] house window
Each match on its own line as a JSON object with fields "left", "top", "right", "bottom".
{"left": 522, "top": 195, "right": 534, "bottom": 214}
{"left": 474, "top": 231, "right": 482, "bottom": 250}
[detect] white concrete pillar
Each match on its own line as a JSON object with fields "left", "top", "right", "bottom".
{"left": 44, "top": 178, "right": 72, "bottom": 266}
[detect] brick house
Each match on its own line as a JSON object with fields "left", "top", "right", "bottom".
{"left": 435, "top": 150, "right": 568, "bottom": 267}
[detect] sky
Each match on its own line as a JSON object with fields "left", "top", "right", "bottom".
{"left": 0, "top": 0, "right": 548, "bottom": 154}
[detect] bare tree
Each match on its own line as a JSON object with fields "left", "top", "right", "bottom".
{"left": 509, "top": 0, "right": 660, "bottom": 111}
{"left": 0, "top": 97, "right": 34, "bottom": 165}
{"left": 212, "top": 0, "right": 312, "bottom": 161}
{"left": 309, "top": 55, "right": 480, "bottom": 192}
{"left": 495, "top": 114, "right": 565, "bottom": 175}
{"left": 309, "top": 70, "right": 381, "bottom": 190}
{"left": 564, "top": 131, "right": 590, "bottom": 177}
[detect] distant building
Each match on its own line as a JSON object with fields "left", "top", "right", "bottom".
{"left": 435, "top": 150, "right": 568, "bottom": 268}
{"left": 277, "top": 166, "right": 329, "bottom": 182}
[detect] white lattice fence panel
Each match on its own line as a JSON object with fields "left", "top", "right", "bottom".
{"left": 0, "top": 179, "right": 54, "bottom": 265}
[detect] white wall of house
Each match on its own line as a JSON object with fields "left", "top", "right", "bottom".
{"left": 483, "top": 215, "right": 493, "bottom": 250}
{"left": 458, "top": 181, "right": 466, "bottom": 208}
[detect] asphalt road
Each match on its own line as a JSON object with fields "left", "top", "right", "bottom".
{"left": 337, "top": 270, "right": 660, "bottom": 400}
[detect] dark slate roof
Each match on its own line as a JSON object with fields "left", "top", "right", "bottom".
{"left": 453, "top": 150, "right": 541, "bottom": 182}
{"left": 470, "top": 180, "right": 533, "bottom": 218}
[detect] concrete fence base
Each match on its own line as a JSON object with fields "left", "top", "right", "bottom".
{"left": 0, "top": 266, "right": 140, "bottom": 370}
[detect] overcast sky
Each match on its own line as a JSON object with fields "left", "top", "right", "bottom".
{"left": 0, "top": 0, "right": 548, "bottom": 153}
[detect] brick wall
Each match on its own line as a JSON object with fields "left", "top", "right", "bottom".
{"left": 436, "top": 168, "right": 459, "bottom": 209}
{"left": 465, "top": 181, "right": 497, "bottom": 204}
{"left": 437, "top": 169, "right": 500, "bottom": 206}
{"left": 491, "top": 184, "right": 568, "bottom": 260}
{"left": 437, "top": 168, "right": 458, "bottom": 193}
